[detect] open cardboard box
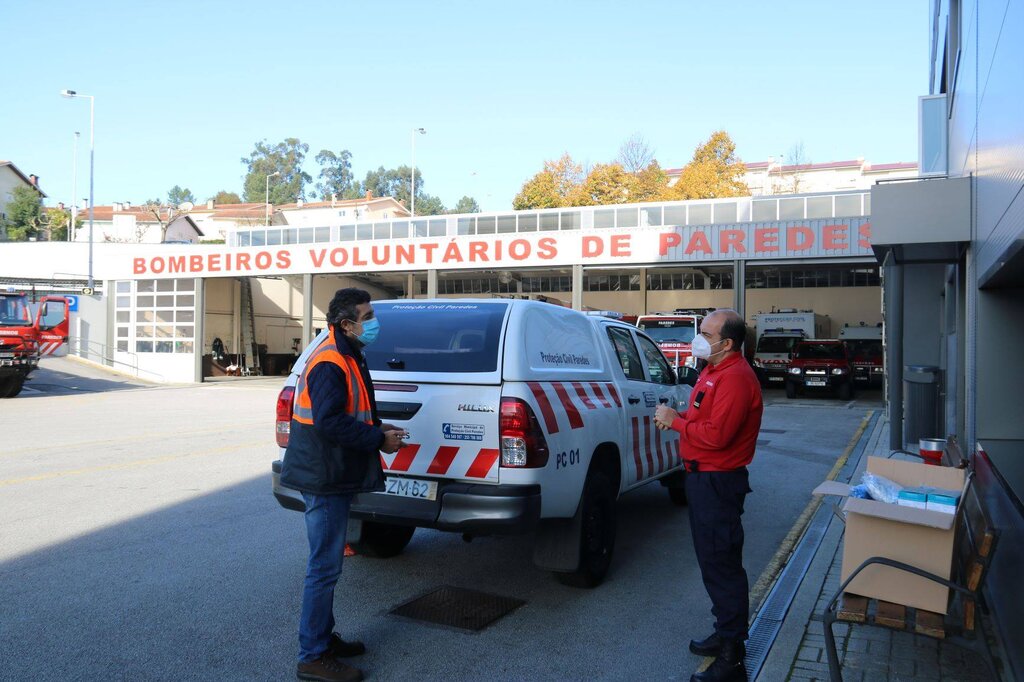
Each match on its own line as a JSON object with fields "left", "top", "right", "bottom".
{"left": 813, "top": 456, "right": 968, "bottom": 614}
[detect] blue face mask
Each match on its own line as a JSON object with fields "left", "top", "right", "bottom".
{"left": 355, "top": 317, "right": 380, "bottom": 346}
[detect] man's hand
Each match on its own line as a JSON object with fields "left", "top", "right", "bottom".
{"left": 381, "top": 429, "right": 407, "bottom": 454}
{"left": 655, "top": 404, "right": 680, "bottom": 431}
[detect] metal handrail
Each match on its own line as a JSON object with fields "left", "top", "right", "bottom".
{"left": 68, "top": 338, "right": 166, "bottom": 382}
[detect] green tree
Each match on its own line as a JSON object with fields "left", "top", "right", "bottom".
{"left": 241, "top": 138, "right": 312, "bottom": 204}
{"left": 210, "top": 190, "right": 242, "bottom": 204}
{"left": 357, "top": 165, "right": 445, "bottom": 213}
{"left": 313, "top": 149, "right": 354, "bottom": 200}
{"left": 1, "top": 186, "right": 46, "bottom": 241}
{"left": 44, "top": 207, "right": 71, "bottom": 241}
{"left": 413, "top": 194, "right": 446, "bottom": 216}
{"left": 671, "top": 131, "right": 749, "bottom": 200}
{"left": 167, "top": 185, "right": 196, "bottom": 206}
{"left": 512, "top": 153, "right": 584, "bottom": 209}
{"left": 451, "top": 196, "right": 480, "bottom": 214}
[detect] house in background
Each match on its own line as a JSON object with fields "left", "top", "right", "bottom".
{"left": 665, "top": 158, "right": 918, "bottom": 196}
{"left": 71, "top": 202, "right": 203, "bottom": 243}
{"left": 0, "top": 161, "right": 47, "bottom": 239}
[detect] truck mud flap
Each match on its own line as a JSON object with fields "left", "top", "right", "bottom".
{"left": 532, "top": 502, "right": 583, "bottom": 573}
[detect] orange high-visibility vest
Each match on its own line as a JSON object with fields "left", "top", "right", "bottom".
{"left": 293, "top": 327, "right": 373, "bottom": 427}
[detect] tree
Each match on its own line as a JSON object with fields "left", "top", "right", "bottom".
{"left": 167, "top": 185, "right": 197, "bottom": 207}
{"left": 355, "top": 165, "right": 446, "bottom": 214}
{"left": 773, "top": 141, "right": 809, "bottom": 194}
{"left": 412, "top": 194, "right": 446, "bottom": 216}
{"left": 630, "top": 161, "right": 671, "bottom": 202}
{"left": 241, "top": 138, "right": 312, "bottom": 204}
{"left": 671, "top": 131, "right": 749, "bottom": 200}
{"left": 312, "top": 149, "right": 354, "bottom": 200}
{"left": 210, "top": 190, "right": 242, "bottom": 204}
{"left": 1, "top": 186, "right": 46, "bottom": 241}
{"left": 451, "top": 196, "right": 480, "bottom": 214}
{"left": 44, "top": 207, "right": 71, "bottom": 241}
{"left": 512, "top": 153, "right": 584, "bottom": 209}
{"left": 570, "top": 163, "right": 633, "bottom": 206}
{"left": 140, "top": 200, "right": 187, "bottom": 242}
{"left": 616, "top": 133, "right": 656, "bottom": 174}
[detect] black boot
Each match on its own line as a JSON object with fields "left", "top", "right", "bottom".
{"left": 689, "top": 632, "right": 722, "bottom": 657}
{"left": 690, "top": 639, "right": 746, "bottom": 682}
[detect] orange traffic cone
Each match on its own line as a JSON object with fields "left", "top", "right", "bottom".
{"left": 344, "top": 543, "right": 357, "bottom": 557}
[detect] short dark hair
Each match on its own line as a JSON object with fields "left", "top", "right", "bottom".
{"left": 327, "top": 288, "right": 371, "bottom": 326}
{"left": 720, "top": 315, "right": 747, "bottom": 353}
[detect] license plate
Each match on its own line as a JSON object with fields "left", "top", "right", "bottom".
{"left": 768, "top": 376, "right": 784, "bottom": 382}
{"left": 382, "top": 476, "right": 437, "bottom": 501}
{"left": 805, "top": 380, "right": 826, "bottom": 387}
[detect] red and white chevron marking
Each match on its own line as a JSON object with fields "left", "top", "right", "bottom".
{"left": 37, "top": 341, "right": 65, "bottom": 356}
{"left": 630, "top": 415, "right": 680, "bottom": 482}
{"left": 525, "top": 381, "right": 621, "bottom": 435}
{"left": 380, "top": 444, "right": 500, "bottom": 480}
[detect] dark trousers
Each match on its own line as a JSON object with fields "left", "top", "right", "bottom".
{"left": 685, "top": 468, "right": 752, "bottom": 641}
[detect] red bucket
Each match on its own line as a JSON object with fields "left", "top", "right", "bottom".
{"left": 919, "top": 438, "right": 946, "bottom": 466}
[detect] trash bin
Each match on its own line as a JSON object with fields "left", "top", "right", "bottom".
{"left": 904, "top": 365, "right": 940, "bottom": 449}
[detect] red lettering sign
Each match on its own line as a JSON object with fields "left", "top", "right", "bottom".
{"left": 823, "top": 225, "right": 848, "bottom": 251}
{"left": 610, "top": 235, "right": 631, "bottom": 257}
{"left": 754, "top": 228, "right": 779, "bottom": 253}
{"left": 786, "top": 227, "right": 814, "bottom": 252}
{"left": 582, "top": 235, "right": 603, "bottom": 257}
{"left": 720, "top": 229, "right": 746, "bottom": 254}
{"left": 659, "top": 232, "right": 682, "bottom": 255}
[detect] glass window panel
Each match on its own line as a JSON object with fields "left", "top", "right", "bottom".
{"left": 177, "top": 295, "right": 195, "bottom": 307}
{"left": 392, "top": 221, "right": 409, "bottom": 238}
{"left": 594, "top": 209, "right": 615, "bottom": 229}
{"left": 373, "top": 223, "right": 390, "bottom": 239}
{"left": 117, "top": 327, "right": 128, "bottom": 338}
{"left": 663, "top": 206, "right": 687, "bottom": 225}
{"left": 176, "top": 310, "right": 194, "bottom": 323}
{"left": 116, "top": 311, "right": 130, "bottom": 323}
{"left": 155, "top": 341, "right": 173, "bottom": 353}
{"left": 251, "top": 231, "right": 266, "bottom": 246}
{"left": 641, "top": 206, "right": 662, "bottom": 226}
{"left": 339, "top": 225, "right": 355, "bottom": 241}
{"left": 315, "top": 226, "right": 331, "bottom": 242}
{"left": 477, "top": 216, "right": 496, "bottom": 234}
{"left": 559, "top": 211, "right": 580, "bottom": 230}
{"left": 137, "top": 280, "right": 155, "bottom": 293}
{"left": 863, "top": 194, "right": 871, "bottom": 215}
{"left": 806, "top": 196, "right": 833, "bottom": 218}
{"left": 357, "top": 223, "right": 373, "bottom": 240}
{"left": 176, "top": 325, "right": 194, "bottom": 338}
{"left": 455, "top": 220, "right": 479, "bottom": 238}
{"left": 540, "top": 213, "right": 559, "bottom": 231}
{"left": 116, "top": 281, "right": 131, "bottom": 293}
{"left": 835, "top": 194, "right": 862, "bottom": 217}
{"left": 156, "top": 295, "right": 174, "bottom": 307}
{"left": 175, "top": 341, "right": 194, "bottom": 354}
{"left": 116, "top": 296, "right": 130, "bottom": 308}
{"left": 778, "top": 198, "right": 805, "bottom": 220}
{"left": 156, "top": 310, "right": 173, "bottom": 323}
{"left": 629, "top": 274, "right": 641, "bottom": 290}
{"left": 282, "top": 228, "right": 298, "bottom": 244}
{"left": 137, "top": 295, "right": 154, "bottom": 307}
{"left": 116, "top": 340, "right": 128, "bottom": 352}
{"left": 920, "top": 95, "right": 947, "bottom": 174}
{"left": 239, "top": 232, "right": 251, "bottom": 247}
{"left": 412, "top": 220, "right": 429, "bottom": 237}
{"left": 428, "top": 220, "right": 446, "bottom": 237}
{"left": 497, "top": 215, "right": 516, "bottom": 233}
{"left": 155, "top": 325, "right": 174, "bottom": 338}
{"left": 752, "top": 200, "right": 777, "bottom": 222}
{"left": 688, "top": 204, "right": 712, "bottom": 224}
{"left": 517, "top": 214, "right": 537, "bottom": 232}
{"left": 136, "top": 325, "right": 154, "bottom": 338}
{"left": 176, "top": 279, "right": 194, "bottom": 291}
{"left": 156, "top": 280, "right": 174, "bottom": 292}
{"left": 712, "top": 202, "right": 737, "bottom": 224}
{"left": 616, "top": 208, "right": 638, "bottom": 228}
{"left": 299, "top": 227, "right": 315, "bottom": 243}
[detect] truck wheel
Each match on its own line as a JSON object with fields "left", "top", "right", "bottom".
{"left": 351, "top": 522, "right": 415, "bottom": 558}
{"left": 838, "top": 382, "right": 852, "bottom": 401}
{"left": 0, "top": 377, "right": 23, "bottom": 398}
{"left": 557, "top": 471, "right": 616, "bottom": 588}
{"left": 785, "top": 382, "right": 797, "bottom": 399}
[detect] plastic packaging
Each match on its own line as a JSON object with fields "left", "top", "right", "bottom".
{"left": 861, "top": 471, "right": 903, "bottom": 504}
{"left": 849, "top": 483, "right": 872, "bottom": 499}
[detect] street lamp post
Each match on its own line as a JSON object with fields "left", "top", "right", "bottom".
{"left": 70, "top": 131, "right": 80, "bottom": 242}
{"left": 60, "top": 90, "right": 94, "bottom": 289}
{"left": 410, "top": 127, "right": 425, "bottom": 216}
{"left": 265, "top": 171, "right": 280, "bottom": 225}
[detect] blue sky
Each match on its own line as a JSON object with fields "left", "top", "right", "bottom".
{"left": 1, "top": 1, "right": 928, "bottom": 213}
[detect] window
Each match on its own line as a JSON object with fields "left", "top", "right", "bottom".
{"left": 688, "top": 204, "right": 712, "bottom": 225}
{"left": 115, "top": 278, "right": 196, "bottom": 355}
{"left": 636, "top": 335, "right": 674, "bottom": 385}
{"left": 607, "top": 327, "right": 645, "bottom": 381}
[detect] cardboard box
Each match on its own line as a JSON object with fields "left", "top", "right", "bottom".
{"left": 813, "top": 457, "right": 968, "bottom": 614}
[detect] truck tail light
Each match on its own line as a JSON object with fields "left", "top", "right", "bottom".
{"left": 276, "top": 386, "right": 295, "bottom": 448}
{"left": 500, "top": 397, "right": 549, "bottom": 468}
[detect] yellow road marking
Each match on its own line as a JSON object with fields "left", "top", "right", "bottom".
{"left": 0, "top": 440, "right": 266, "bottom": 487}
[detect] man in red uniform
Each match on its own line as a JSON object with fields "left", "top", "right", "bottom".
{"left": 655, "top": 309, "right": 763, "bottom": 682}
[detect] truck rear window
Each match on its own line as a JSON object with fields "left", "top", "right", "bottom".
{"left": 638, "top": 319, "right": 697, "bottom": 344}
{"left": 794, "top": 343, "right": 845, "bottom": 360}
{"left": 756, "top": 336, "right": 797, "bottom": 354}
{"left": 364, "top": 302, "right": 507, "bottom": 373}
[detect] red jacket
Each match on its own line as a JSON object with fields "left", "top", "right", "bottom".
{"left": 670, "top": 353, "right": 763, "bottom": 472}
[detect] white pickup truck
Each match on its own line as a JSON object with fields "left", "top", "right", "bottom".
{"left": 272, "top": 299, "right": 695, "bottom": 587}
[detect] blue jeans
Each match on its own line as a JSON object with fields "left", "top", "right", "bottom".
{"left": 298, "top": 492, "right": 352, "bottom": 662}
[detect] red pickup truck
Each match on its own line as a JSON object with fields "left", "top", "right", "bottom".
{"left": 785, "top": 340, "right": 855, "bottom": 400}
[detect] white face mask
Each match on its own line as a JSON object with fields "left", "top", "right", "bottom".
{"left": 691, "top": 335, "right": 727, "bottom": 360}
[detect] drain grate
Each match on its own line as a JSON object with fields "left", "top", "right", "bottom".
{"left": 390, "top": 586, "right": 526, "bottom": 632}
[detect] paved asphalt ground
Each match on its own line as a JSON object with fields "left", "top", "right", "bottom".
{"left": 1, "top": 357, "right": 882, "bottom": 681}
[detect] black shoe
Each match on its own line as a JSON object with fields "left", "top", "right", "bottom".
{"left": 690, "top": 640, "right": 747, "bottom": 682}
{"left": 296, "top": 655, "right": 363, "bottom": 682}
{"left": 327, "top": 633, "right": 366, "bottom": 658}
{"left": 689, "top": 632, "right": 722, "bottom": 657}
